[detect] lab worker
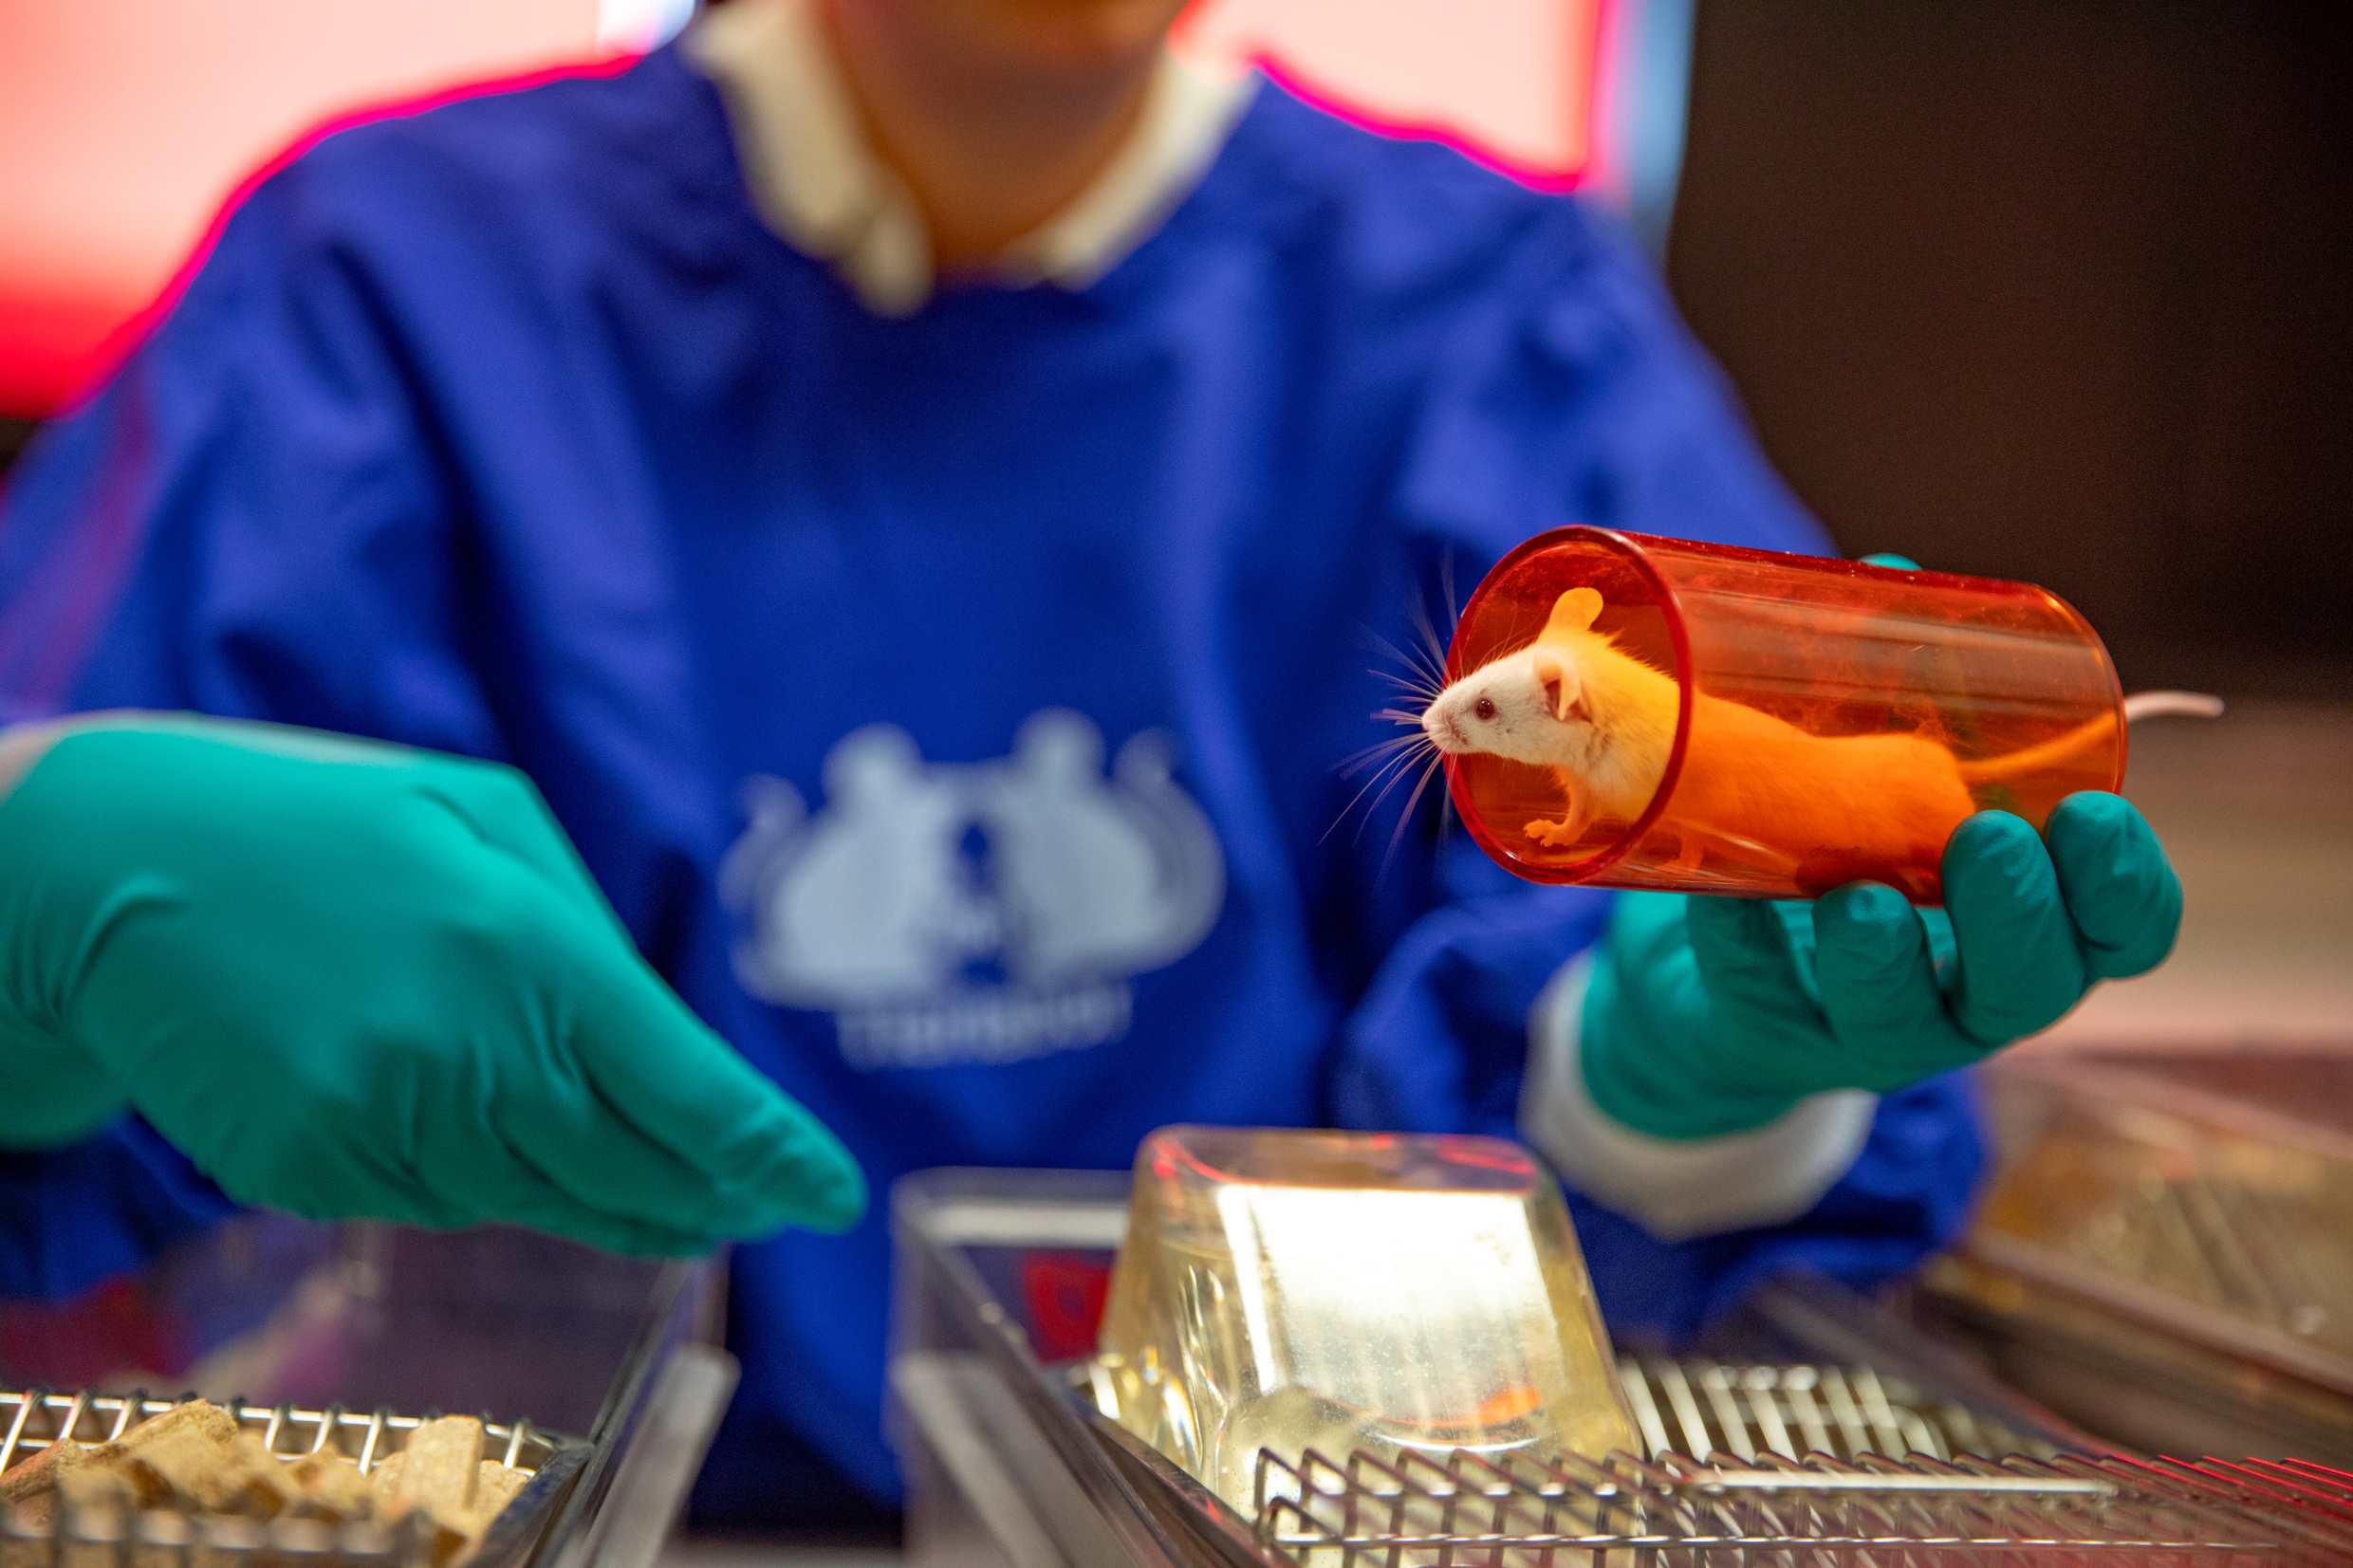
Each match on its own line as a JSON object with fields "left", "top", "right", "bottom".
{"left": 0, "top": 0, "right": 2179, "bottom": 1530}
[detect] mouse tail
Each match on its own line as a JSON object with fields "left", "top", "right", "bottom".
{"left": 2121, "top": 690, "right": 2227, "bottom": 722}
{"left": 1955, "top": 691, "right": 2224, "bottom": 784}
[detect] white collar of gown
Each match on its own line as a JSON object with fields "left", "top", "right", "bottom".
{"left": 683, "top": 0, "right": 1257, "bottom": 317}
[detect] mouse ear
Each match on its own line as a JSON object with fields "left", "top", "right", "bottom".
{"left": 1545, "top": 587, "right": 1605, "bottom": 637}
{"left": 1530, "top": 649, "right": 1579, "bottom": 721}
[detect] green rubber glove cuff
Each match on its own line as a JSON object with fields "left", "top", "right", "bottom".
{"left": 0, "top": 1020, "right": 126, "bottom": 1149}
{"left": 1578, "top": 893, "right": 1810, "bottom": 1139}
{"left": 0, "top": 721, "right": 176, "bottom": 1147}
{"left": 1577, "top": 795, "right": 2181, "bottom": 1145}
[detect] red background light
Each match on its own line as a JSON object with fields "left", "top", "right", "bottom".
{"left": 0, "top": 0, "right": 1608, "bottom": 417}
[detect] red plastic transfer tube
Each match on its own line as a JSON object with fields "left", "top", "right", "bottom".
{"left": 1437, "top": 528, "right": 2123, "bottom": 905}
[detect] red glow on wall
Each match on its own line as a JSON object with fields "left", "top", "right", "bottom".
{"left": 1, "top": 1, "right": 1611, "bottom": 419}
{"left": 0, "top": 0, "right": 608, "bottom": 417}
{"left": 1176, "top": 0, "right": 1604, "bottom": 193}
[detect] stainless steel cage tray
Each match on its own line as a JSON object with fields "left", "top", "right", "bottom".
{"left": 1911, "top": 1051, "right": 2353, "bottom": 1467}
{"left": 888, "top": 1167, "right": 2349, "bottom": 1568}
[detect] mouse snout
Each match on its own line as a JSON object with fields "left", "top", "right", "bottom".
{"left": 1422, "top": 693, "right": 1473, "bottom": 754}
{"left": 1420, "top": 700, "right": 1458, "bottom": 752}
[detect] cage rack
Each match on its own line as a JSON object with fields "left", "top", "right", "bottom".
{"left": 889, "top": 1168, "right": 2353, "bottom": 1568}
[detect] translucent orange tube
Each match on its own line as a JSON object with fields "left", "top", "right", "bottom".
{"left": 1427, "top": 528, "right": 2124, "bottom": 904}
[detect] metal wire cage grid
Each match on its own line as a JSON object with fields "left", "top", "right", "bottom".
{"left": 0, "top": 1390, "right": 564, "bottom": 1475}
{"left": 1614, "top": 1360, "right": 2059, "bottom": 1467}
{"left": 0, "top": 1389, "right": 583, "bottom": 1568}
{"left": 1251, "top": 1446, "right": 2353, "bottom": 1567}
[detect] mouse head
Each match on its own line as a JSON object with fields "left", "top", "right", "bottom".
{"left": 1421, "top": 588, "right": 1606, "bottom": 762}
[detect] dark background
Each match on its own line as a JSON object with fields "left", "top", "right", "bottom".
{"left": 1668, "top": 0, "right": 2350, "bottom": 699}
{"left": 2, "top": 0, "right": 2346, "bottom": 698}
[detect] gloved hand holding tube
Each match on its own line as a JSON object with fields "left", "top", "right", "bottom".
{"left": 0, "top": 713, "right": 864, "bottom": 1255}
{"left": 1578, "top": 791, "right": 2181, "bottom": 1141}
{"left": 1576, "top": 549, "right": 2184, "bottom": 1141}
{"left": 1436, "top": 537, "right": 2198, "bottom": 1231}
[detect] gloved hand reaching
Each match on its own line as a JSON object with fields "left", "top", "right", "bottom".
{"left": 0, "top": 713, "right": 864, "bottom": 1254}
{"left": 1580, "top": 792, "right": 2182, "bottom": 1139}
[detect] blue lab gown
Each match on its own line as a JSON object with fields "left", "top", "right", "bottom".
{"left": 0, "top": 49, "right": 1981, "bottom": 1518}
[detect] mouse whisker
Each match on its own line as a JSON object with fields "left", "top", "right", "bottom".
{"left": 1402, "top": 644, "right": 1449, "bottom": 700}
{"left": 1369, "top": 666, "right": 1444, "bottom": 701}
{"left": 1338, "top": 733, "right": 1427, "bottom": 778}
{"left": 1384, "top": 602, "right": 1459, "bottom": 691}
{"left": 1362, "top": 624, "right": 1420, "bottom": 664}
{"left": 1330, "top": 563, "right": 1471, "bottom": 865}
{"left": 1350, "top": 734, "right": 1450, "bottom": 848}
{"left": 1325, "top": 736, "right": 1436, "bottom": 842}
{"left": 1407, "top": 592, "right": 1454, "bottom": 688}
{"left": 1345, "top": 727, "right": 1425, "bottom": 752}
{"left": 1338, "top": 741, "right": 1427, "bottom": 808}
{"left": 1378, "top": 748, "right": 1451, "bottom": 868}
{"left": 1365, "top": 626, "right": 1445, "bottom": 693}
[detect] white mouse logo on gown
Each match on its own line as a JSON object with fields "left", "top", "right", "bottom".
{"left": 721, "top": 710, "right": 1225, "bottom": 1070}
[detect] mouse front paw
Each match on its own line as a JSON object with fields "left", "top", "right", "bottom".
{"left": 1523, "top": 818, "right": 1582, "bottom": 848}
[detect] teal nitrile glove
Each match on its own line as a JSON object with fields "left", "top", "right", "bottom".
{"left": 0, "top": 715, "right": 864, "bottom": 1253}
{"left": 1581, "top": 793, "right": 2181, "bottom": 1138}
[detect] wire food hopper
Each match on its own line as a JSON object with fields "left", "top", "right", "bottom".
{"left": 888, "top": 1166, "right": 2353, "bottom": 1567}
{"left": 0, "top": 1218, "right": 737, "bottom": 1568}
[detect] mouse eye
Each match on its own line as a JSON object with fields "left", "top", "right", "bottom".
{"left": 1473, "top": 696, "right": 1497, "bottom": 722}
